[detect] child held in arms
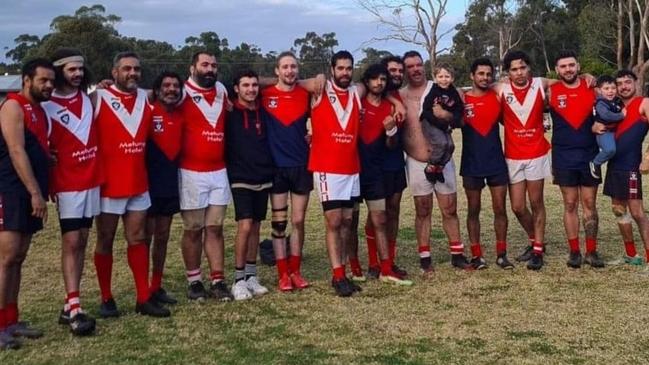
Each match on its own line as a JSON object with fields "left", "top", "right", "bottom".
{"left": 589, "top": 75, "right": 626, "bottom": 179}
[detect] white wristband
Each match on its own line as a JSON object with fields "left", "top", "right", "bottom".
{"left": 386, "top": 126, "right": 398, "bottom": 137}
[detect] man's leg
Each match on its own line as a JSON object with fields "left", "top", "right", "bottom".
{"left": 579, "top": 186, "right": 603, "bottom": 267}
{"left": 385, "top": 191, "right": 403, "bottom": 264}
{"left": 436, "top": 191, "right": 471, "bottom": 269}
{"left": 509, "top": 181, "right": 536, "bottom": 260}
{"left": 323, "top": 206, "right": 352, "bottom": 296}
{"left": 203, "top": 205, "right": 232, "bottom": 301}
{"left": 525, "top": 179, "right": 546, "bottom": 270}
{"left": 180, "top": 209, "right": 207, "bottom": 300}
{"left": 149, "top": 215, "right": 175, "bottom": 303}
{"left": 465, "top": 187, "right": 482, "bottom": 256}
{"left": 346, "top": 207, "right": 363, "bottom": 280}
{"left": 611, "top": 198, "right": 639, "bottom": 264}
{"left": 414, "top": 194, "right": 434, "bottom": 275}
{"left": 628, "top": 199, "right": 649, "bottom": 263}
{"left": 270, "top": 193, "right": 290, "bottom": 288}
{"left": 232, "top": 218, "right": 253, "bottom": 301}
{"left": 288, "top": 192, "right": 310, "bottom": 286}
{"left": 560, "top": 186, "right": 582, "bottom": 268}
{"left": 94, "top": 212, "right": 119, "bottom": 311}
{"left": 489, "top": 184, "right": 511, "bottom": 268}
{"left": 0, "top": 231, "right": 22, "bottom": 348}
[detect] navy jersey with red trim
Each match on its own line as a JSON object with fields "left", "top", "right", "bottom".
{"left": 261, "top": 85, "right": 310, "bottom": 168}
{"left": 609, "top": 97, "right": 649, "bottom": 172}
{"left": 0, "top": 93, "right": 49, "bottom": 195}
{"left": 146, "top": 101, "right": 183, "bottom": 198}
{"left": 381, "top": 91, "right": 404, "bottom": 171}
{"left": 460, "top": 90, "right": 507, "bottom": 177}
{"left": 359, "top": 98, "right": 392, "bottom": 184}
{"left": 548, "top": 81, "right": 597, "bottom": 169}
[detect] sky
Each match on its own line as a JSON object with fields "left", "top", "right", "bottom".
{"left": 0, "top": 0, "right": 468, "bottom": 63}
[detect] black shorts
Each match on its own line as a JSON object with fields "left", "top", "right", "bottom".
{"left": 148, "top": 196, "right": 180, "bottom": 217}
{"left": 361, "top": 181, "right": 385, "bottom": 201}
{"left": 0, "top": 192, "right": 43, "bottom": 234}
{"left": 321, "top": 196, "right": 362, "bottom": 212}
{"left": 553, "top": 167, "right": 600, "bottom": 187}
{"left": 462, "top": 172, "right": 509, "bottom": 190}
{"left": 272, "top": 166, "right": 313, "bottom": 195}
{"left": 603, "top": 170, "right": 642, "bottom": 200}
{"left": 383, "top": 169, "right": 407, "bottom": 197}
{"left": 59, "top": 217, "right": 93, "bottom": 234}
{"left": 232, "top": 188, "right": 270, "bottom": 221}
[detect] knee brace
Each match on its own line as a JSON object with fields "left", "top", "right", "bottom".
{"left": 271, "top": 206, "right": 288, "bottom": 239}
{"left": 612, "top": 204, "right": 627, "bottom": 217}
{"left": 618, "top": 212, "right": 632, "bottom": 225}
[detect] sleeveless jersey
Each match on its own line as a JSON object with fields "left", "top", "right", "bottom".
{"left": 609, "top": 97, "right": 649, "bottom": 171}
{"left": 382, "top": 90, "right": 405, "bottom": 172}
{"left": 359, "top": 98, "right": 392, "bottom": 184}
{"left": 94, "top": 85, "right": 151, "bottom": 198}
{"left": 179, "top": 79, "right": 227, "bottom": 172}
{"left": 548, "top": 81, "right": 597, "bottom": 169}
{"left": 43, "top": 90, "right": 101, "bottom": 193}
{"left": 0, "top": 93, "right": 49, "bottom": 194}
{"left": 147, "top": 101, "right": 183, "bottom": 198}
{"left": 308, "top": 81, "right": 361, "bottom": 174}
{"left": 262, "top": 85, "right": 310, "bottom": 167}
{"left": 501, "top": 77, "right": 550, "bottom": 159}
{"left": 461, "top": 90, "right": 507, "bottom": 177}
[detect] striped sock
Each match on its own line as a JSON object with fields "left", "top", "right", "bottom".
{"left": 449, "top": 241, "right": 464, "bottom": 255}
{"left": 67, "top": 291, "right": 81, "bottom": 317}
{"left": 419, "top": 245, "right": 431, "bottom": 269}
{"left": 210, "top": 270, "right": 225, "bottom": 284}
{"left": 186, "top": 268, "right": 202, "bottom": 284}
{"left": 533, "top": 241, "right": 544, "bottom": 255}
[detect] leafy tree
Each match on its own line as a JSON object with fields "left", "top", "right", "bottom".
{"left": 293, "top": 31, "right": 338, "bottom": 77}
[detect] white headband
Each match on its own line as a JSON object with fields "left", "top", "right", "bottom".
{"left": 52, "top": 55, "right": 85, "bottom": 67}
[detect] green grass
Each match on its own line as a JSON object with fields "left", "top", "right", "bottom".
{"left": 4, "top": 135, "right": 649, "bottom": 364}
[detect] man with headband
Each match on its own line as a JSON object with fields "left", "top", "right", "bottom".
{"left": 42, "top": 48, "right": 99, "bottom": 335}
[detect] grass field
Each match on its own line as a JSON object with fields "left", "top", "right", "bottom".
{"left": 3, "top": 135, "right": 649, "bottom": 365}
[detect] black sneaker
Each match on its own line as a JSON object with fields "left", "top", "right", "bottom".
{"left": 451, "top": 254, "right": 474, "bottom": 271}
{"left": 584, "top": 251, "right": 605, "bottom": 268}
{"left": 346, "top": 277, "right": 362, "bottom": 292}
{"left": 187, "top": 281, "right": 208, "bottom": 302}
{"left": 135, "top": 298, "right": 171, "bottom": 318}
{"left": 470, "top": 256, "right": 488, "bottom": 270}
{"left": 516, "top": 245, "right": 534, "bottom": 262}
{"left": 527, "top": 253, "right": 544, "bottom": 270}
{"left": 6, "top": 321, "right": 43, "bottom": 339}
{"left": 366, "top": 266, "right": 380, "bottom": 280}
{"left": 69, "top": 312, "right": 96, "bottom": 336}
{"left": 99, "top": 298, "right": 120, "bottom": 318}
{"left": 496, "top": 254, "right": 515, "bottom": 270}
{"left": 392, "top": 264, "right": 408, "bottom": 278}
{"left": 589, "top": 161, "right": 601, "bottom": 179}
{"left": 331, "top": 278, "right": 353, "bottom": 297}
{"left": 567, "top": 251, "right": 582, "bottom": 269}
{"left": 0, "top": 331, "right": 20, "bottom": 350}
{"left": 209, "top": 281, "right": 234, "bottom": 302}
{"left": 151, "top": 288, "right": 177, "bottom": 305}
{"left": 58, "top": 309, "right": 70, "bottom": 325}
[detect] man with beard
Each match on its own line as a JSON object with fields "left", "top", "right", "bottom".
{"left": 595, "top": 70, "right": 649, "bottom": 265}
{"left": 547, "top": 50, "right": 603, "bottom": 269}
{"left": 177, "top": 51, "right": 233, "bottom": 302}
{"left": 92, "top": 52, "right": 170, "bottom": 318}
{"left": 145, "top": 71, "right": 184, "bottom": 304}
{"left": 0, "top": 58, "right": 53, "bottom": 349}
{"left": 310, "top": 50, "right": 363, "bottom": 297}
{"left": 400, "top": 50, "right": 472, "bottom": 276}
{"left": 359, "top": 55, "right": 408, "bottom": 279}
{"left": 355, "top": 63, "right": 412, "bottom": 286}
{"left": 262, "top": 52, "right": 312, "bottom": 291}
{"left": 42, "top": 48, "right": 99, "bottom": 336}
{"left": 461, "top": 58, "right": 512, "bottom": 270}
{"left": 226, "top": 70, "right": 273, "bottom": 300}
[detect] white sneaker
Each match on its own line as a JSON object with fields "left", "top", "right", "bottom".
{"left": 232, "top": 280, "right": 253, "bottom": 301}
{"left": 245, "top": 276, "right": 269, "bottom": 296}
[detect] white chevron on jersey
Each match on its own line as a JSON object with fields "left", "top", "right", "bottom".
{"left": 501, "top": 77, "right": 544, "bottom": 126}
{"left": 96, "top": 86, "right": 147, "bottom": 138}
{"left": 42, "top": 90, "right": 93, "bottom": 145}
{"left": 185, "top": 79, "right": 226, "bottom": 128}
{"left": 325, "top": 80, "right": 361, "bottom": 130}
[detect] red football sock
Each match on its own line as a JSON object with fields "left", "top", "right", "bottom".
{"left": 532, "top": 241, "right": 544, "bottom": 255}
{"left": 210, "top": 270, "right": 225, "bottom": 283}
{"left": 496, "top": 241, "right": 507, "bottom": 256}
{"left": 6, "top": 302, "right": 17, "bottom": 326}
{"left": 288, "top": 255, "right": 302, "bottom": 274}
{"left": 349, "top": 257, "right": 363, "bottom": 276}
{"left": 332, "top": 265, "right": 345, "bottom": 280}
{"left": 388, "top": 239, "right": 397, "bottom": 261}
{"left": 380, "top": 259, "right": 392, "bottom": 276}
{"left": 276, "top": 257, "right": 289, "bottom": 277}
{"left": 0, "top": 308, "right": 6, "bottom": 331}
{"left": 418, "top": 245, "right": 431, "bottom": 258}
{"left": 365, "top": 226, "right": 379, "bottom": 268}
{"left": 67, "top": 291, "right": 81, "bottom": 317}
{"left": 624, "top": 241, "right": 637, "bottom": 257}
{"left": 568, "top": 238, "right": 580, "bottom": 253}
{"left": 94, "top": 252, "right": 113, "bottom": 302}
{"left": 150, "top": 270, "right": 163, "bottom": 293}
{"left": 646, "top": 248, "right": 649, "bottom": 263}
{"left": 585, "top": 238, "right": 597, "bottom": 254}
{"left": 127, "top": 242, "right": 151, "bottom": 304}
{"left": 449, "top": 241, "right": 464, "bottom": 255}
{"left": 470, "top": 243, "right": 482, "bottom": 258}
